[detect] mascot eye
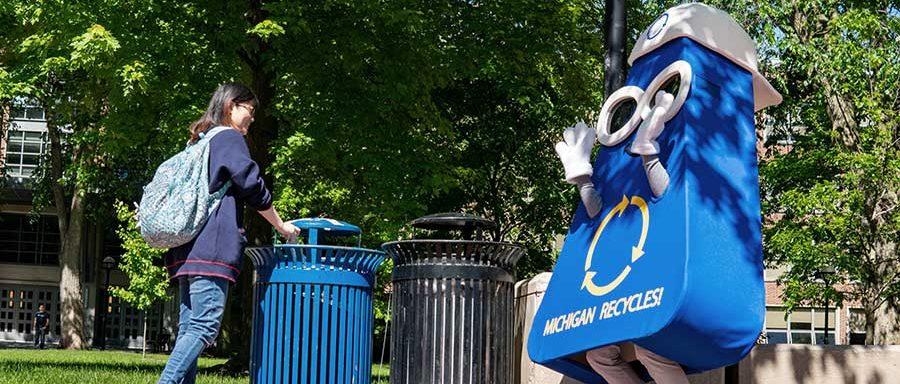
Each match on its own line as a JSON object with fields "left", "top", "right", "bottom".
{"left": 649, "top": 74, "right": 682, "bottom": 110}
{"left": 661, "top": 75, "right": 681, "bottom": 96}
{"left": 596, "top": 60, "right": 691, "bottom": 147}
{"left": 609, "top": 98, "right": 638, "bottom": 135}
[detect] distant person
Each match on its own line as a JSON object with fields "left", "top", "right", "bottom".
{"left": 33, "top": 304, "right": 49, "bottom": 349}
{"left": 156, "top": 83, "right": 300, "bottom": 384}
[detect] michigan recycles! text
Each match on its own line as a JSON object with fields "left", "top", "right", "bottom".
{"left": 542, "top": 287, "right": 665, "bottom": 336}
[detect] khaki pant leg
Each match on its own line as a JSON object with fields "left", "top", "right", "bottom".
{"left": 634, "top": 345, "right": 689, "bottom": 384}
{"left": 585, "top": 345, "right": 644, "bottom": 384}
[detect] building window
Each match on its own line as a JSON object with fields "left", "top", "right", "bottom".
{"left": 765, "top": 307, "right": 836, "bottom": 345}
{"left": 764, "top": 266, "right": 786, "bottom": 282}
{"left": 4, "top": 130, "right": 48, "bottom": 178}
{"left": 0, "top": 213, "right": 60, "bottom": 266}
{"left": 11, "top": 103, "right": 45, "bottom": 121}
{"left": 6, "top": 98, "right": 50, "bottom": 178}
{"left": 848, "top": 309, "right": 867, "bottom": 345}
{"left": 765, "top": 308, "right": 789, "bottom": 343}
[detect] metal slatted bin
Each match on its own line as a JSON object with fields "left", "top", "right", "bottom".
{"left": 381, "top": 213, "right": 525, "bottom": 384}
{"left": 246, "top": 218, "right": 386, "bottom": 384}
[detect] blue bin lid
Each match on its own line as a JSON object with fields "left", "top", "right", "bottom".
{"left": 287, "top": 218, "right": 361, "bottom": 237}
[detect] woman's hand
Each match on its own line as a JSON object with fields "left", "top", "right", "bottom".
{"left": 258, "top": 206, "right": 301, "bottom": 243}
{"left": 276, "top": 222, "right": 301, "bottom": 243}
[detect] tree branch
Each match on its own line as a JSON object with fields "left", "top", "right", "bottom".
{"left": 236, "top": 47, "right": 258, "bottom": 70}
{"left": 45, "top": 106, "right": 69, "bottom": 235}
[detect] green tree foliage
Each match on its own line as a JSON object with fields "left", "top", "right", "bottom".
{"left": 108, "top": 200, "right": 170, "bottom": 356}
{"left": 109, "top": 201, "right": 169, "bottom": 311}
{"left": 0, "top": 0, "right": 238, "bottom": 348}
{"left": 19, "top": 0, "right": 897, "bottom": 357}
{"left": 734, "top": 1, "right": 900, "bottom": 344}
{"left": 1, "top": 0, "right": 679, "bottom": 356}
{"left": 262, "top": 0, "right": 608, "bottom": 277}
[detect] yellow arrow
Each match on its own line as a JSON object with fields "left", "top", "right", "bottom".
{"left": 584, "top": 195, "right": 630, "bottom": 271}
{"left": 630, "top": 195, "right": 649, "bottom": 262}
{"left": 582, "top": 266, "right": 632, "bottom": 296}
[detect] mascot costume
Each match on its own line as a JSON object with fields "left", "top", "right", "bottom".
{"left": 528, "top": 4, "right": 782, "bottom": 383}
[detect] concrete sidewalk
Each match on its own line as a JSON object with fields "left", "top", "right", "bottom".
{"left": 0, "top": 340, "right": 58, "bottom": 349}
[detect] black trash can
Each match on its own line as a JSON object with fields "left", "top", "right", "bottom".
{"left": 381, "top": 213, "right": 525, "bottom": 384}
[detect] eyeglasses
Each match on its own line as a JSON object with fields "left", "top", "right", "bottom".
{"left": 237, "top": 104, "right": 255, "bottom": 116}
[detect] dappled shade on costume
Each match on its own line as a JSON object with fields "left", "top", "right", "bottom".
{"left": 528, "top": 3, "right": 781, "bottom": 382}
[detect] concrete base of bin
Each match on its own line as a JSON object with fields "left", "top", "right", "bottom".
{"left": 515, "top": 272, "right": 725, "bottom": 384}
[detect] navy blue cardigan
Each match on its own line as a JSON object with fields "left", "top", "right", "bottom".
{"left": 165, "top": 128, "right": 273, "bottom": 282}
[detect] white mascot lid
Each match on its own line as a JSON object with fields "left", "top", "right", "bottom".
{"left": 628, "top": 3, "right": 782, "bottom": 111}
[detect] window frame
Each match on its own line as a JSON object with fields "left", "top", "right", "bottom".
{"left": 765, "top": 306, "right": 838, "bottom": 345}
{"left": 4, "top": 129, "right": 48, "bottom": 178}
{"left": 0, "top": 213, "right": 60, "bottom": 266}
{"left": 10, "top": 98, "right": 46, "bottom": 122}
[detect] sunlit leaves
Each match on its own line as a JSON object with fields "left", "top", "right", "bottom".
{"left": 109, "top": 201, "right": 169, "bottom": 311}
{"left": 69, "top": 24, "right": 120, "bottom": 70}
{"left": 247, "top": 19, "right": 285, "bottom": 40}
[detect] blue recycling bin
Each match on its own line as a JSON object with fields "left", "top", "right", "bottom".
{"left": 246, "top": 218, "right": 386, "bottom": 384}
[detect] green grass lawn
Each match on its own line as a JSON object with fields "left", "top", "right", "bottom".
{"left": 0, "top": 348, "right": 390, "bottom": 384}
{"left": 0, "top": 348, "right": 241, "bottom": 384}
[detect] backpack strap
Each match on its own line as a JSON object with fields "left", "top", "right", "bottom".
{"left": 185, "top": 126, "right": 235, "bottom": 147}
{"left": 199, "top": 126, "right": 234, "bottom": 142}
{"left": 202, "top": 126, "right": 235, "bottom": 194}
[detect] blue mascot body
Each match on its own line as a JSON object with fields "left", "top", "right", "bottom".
{"left": 528, "top": 3, "right": 782, "bottom": 381}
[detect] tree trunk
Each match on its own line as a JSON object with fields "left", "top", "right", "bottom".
{"left": 865, "top": 303, "right": 877, "bottom": 345}
{"left": 820, "top": 79, "right": 860, "bottom": 150}
{"left": 58, "top": 189, "right": 87, "bottom": 349}
{"left": 45, "top": 106, "right": 88, "bottom": 349}
{"left": 218, "top": 0, "right": 279, "bottom": 372}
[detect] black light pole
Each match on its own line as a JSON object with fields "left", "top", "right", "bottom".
{"left": 100, "top": 256, "right": 116, "bottom": 350}
{"left": 604, "top": 0, "right": 627, "bottom": 97}
{"left": 814, "top": 266, "right": 836, "bottom": 345}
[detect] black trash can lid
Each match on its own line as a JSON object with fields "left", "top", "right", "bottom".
{"left": 410, "top": 213, "right": 496, "bottom": 232}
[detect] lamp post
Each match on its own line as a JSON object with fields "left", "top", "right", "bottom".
{"left": 100, "top": 256, "right": 117, "bottom": 350}
{"left": 604, "top": 0, "right": 626, "bottom": 97}
{"left": 814, "top": 266, "right": 836, "bottom": 345}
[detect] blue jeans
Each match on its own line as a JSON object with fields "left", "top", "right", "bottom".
{"left": 34, "top": 327, "right": 47, "bottom": 348}
{"left": 158, "top": 276, "right": 229, "bottom": 384}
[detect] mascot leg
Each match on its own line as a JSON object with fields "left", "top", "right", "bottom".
{"left": 634, "top": 346, "right": 689, "bottom": 384}
{"left": 585, "top": 345, "right": 643, "bottom": 384}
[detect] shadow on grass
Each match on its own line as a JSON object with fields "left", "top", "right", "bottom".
{"left": 198, "top": 363, "right": 390, "bottom": 381}
{"left": 198, "top": 363, "right": 246, "bottom": 377}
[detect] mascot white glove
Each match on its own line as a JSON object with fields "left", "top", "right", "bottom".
{"left": 554, "top": 121, "right": 596, "bottom": 184}
{"left": 631, "top": 91, "right": 675, "bottom": 156}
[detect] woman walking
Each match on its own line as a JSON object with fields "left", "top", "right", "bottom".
{"left": 157, "top": 83, "right": 300, "bottom": 384}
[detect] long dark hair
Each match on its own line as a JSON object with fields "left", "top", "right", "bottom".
{"left": 189, "top": 83, "right": 258, "bottom": 143}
